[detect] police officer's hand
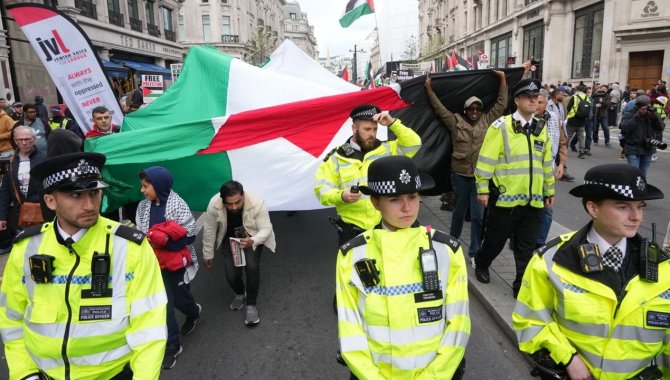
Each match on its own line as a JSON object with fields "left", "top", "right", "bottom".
{"left": 544, "top": 196, "right": 555, "bottom": 208}
{"left": 0, "top": 220, "right": 6, "bottom": 230}
{"left": 239, "top": 237, "right": 253, "bottom": 249}
{"left": 477, "top": 194, "right": 489, "bottom": 208}
{"left": 566, "top": 355, "right": 593, "bottom": 380}
{"left": 204, "top": 258, "right": 214, "bottom": 269}
{"left": 342, "top": 189, "right": 362, "bottom": 203}
{"left": 373, "top": 111, "right": 396, "bottom": 126}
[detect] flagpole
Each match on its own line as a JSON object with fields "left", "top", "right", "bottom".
{"left": 373, "top": 4, "right": 382, "bottom": 75}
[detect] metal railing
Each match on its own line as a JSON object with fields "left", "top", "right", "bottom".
{"left": 221, "top": 34, "right": 239, "bottom": 43}
{"left": 108, "top": 10, "right": 124, "bottom": 27}
{"left": 164, "top": 29, "right": 176, "bottom": 42}
{"left": 147, "top": 23, "right": 160, "bottom": 37}
{"left": 129, "top": 17, "right": 142, "bottom": 32}
{"left": 75, "top": 0, "right": 97, "bottom": 19}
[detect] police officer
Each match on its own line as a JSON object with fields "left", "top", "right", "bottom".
{"left": 48, "top": 105, "right": 73, "bottom": 131}
{"left": 336, "top": 155, "right": 469, "bottom": 379}
{"left": 0, "top": 152, "right": 167, "bottom": 380}
{"left": 474, "top": 79, "right": 556, "bottom": 297}
{"left": 314, "top": 104, "right": 421, "bottom": 245}
{"left": 513, "top": 164, "right": 667, "bottom": 380}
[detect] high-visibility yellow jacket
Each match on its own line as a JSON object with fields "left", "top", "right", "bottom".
{"left": 475, "top": 114, "right": 555, "bottom": 208}
{"left": 566, "top": 92, "right": 591, "bottom": 119}
{"left": 336, "top": 226, "right": 470, "bottom": 379}
{"left": 513, "top": 226, "right": 670, "bottom": 379}
{"left": 0, "top": 218, "right": 167, "bottom": 380}
{"left": 652, "top": 102, "right": 667, "bottom": 120}
{"left": 314, "top": 119, "right": 421, "bottom": 230}
{"left": 48, "top": 117, "right": 70, "bottom": 131}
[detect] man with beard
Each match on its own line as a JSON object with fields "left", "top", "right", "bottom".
{"left": 314, "top": 104, "right": 421, "bottom": 245}
{"left": 201, "top": 180, "right": 276, "bottom": 326}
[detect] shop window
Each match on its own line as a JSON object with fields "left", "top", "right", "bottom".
{"left": 571, "top": 2, "right": 604, "bottom": 79}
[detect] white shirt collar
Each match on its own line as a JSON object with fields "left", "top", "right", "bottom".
{"left": 587, "top": 227, "right": 627, "bottom": 258}
{"left": 56, "top": 221, "right": 88, "bottom": 243}
{"left": 512, "top": 111, "right": 533, "bottom": 126}
{"left": 348, "top": 137, "right": 362, "bottom": 152}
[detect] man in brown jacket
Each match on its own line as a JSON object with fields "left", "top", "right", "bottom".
{"left": 424, "top": 70, "right": 507, "bottom": 267}
{"left": 0, "top": 108, "right": 14, "bottom": 157}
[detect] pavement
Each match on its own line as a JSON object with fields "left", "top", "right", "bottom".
{"left": 418, "top": 195, "right": 571, "bottom": 345}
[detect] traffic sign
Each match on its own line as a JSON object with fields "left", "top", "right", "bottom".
{"left": 480, "top": 54, "right": 489, "bottom": 62}
{"left": 530, "top": 65, "right": 536, "bottom": 72}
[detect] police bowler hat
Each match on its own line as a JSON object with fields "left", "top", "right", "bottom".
{"left": 350, "top": 104, "right": 381, "bottom": 121}
{"left": 31, "top": 152, "right": 108, "bottom": 193}
{"left": 359, "top": 156, "right": 434, "bottom": 196}
{"left": 569, "top": 164, "right": 663, "bottom": 201}
{"left": 511, "top": 79, "right": 542, "bottom": 98}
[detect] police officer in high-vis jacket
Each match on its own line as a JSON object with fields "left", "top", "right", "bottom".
{"left": 474, "top": 79, "right": 556, "bottom": 297}
{"left": 513, "top": 164, "right": 668, "bottom": 380}
{"left": 315, "top": 104, "right": 421, "bottom": 245}
{"left": 336, "top": 155, "right": 470, "bottom": 379}
{"left": 0, "top": 152, "right": 167, "bottom": 380}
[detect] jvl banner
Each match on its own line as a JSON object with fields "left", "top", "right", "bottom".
{"left": 7, "top": 3, "right": 123, "bottom": 133}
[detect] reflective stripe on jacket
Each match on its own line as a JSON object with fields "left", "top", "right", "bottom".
{"left": 314, "top": 119, "right": 421, "bottom": 230}
{"left": 0, "top": 218, "right": 167, "bottom": 380}
{"left": 513, "top": 231, "right": 670, "bottom": 379}
{"left": 474, "top": 115, "right": 555, "bottom": 208}
{"left": 336, "top": 227, "right": 470, "bottom": 379}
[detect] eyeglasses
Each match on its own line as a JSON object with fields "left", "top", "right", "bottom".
{"left": 15, "top": 138, "right": 33, "bottom": 143}
{"left": 466, "top": 107, "right": 482, "bottom": 111}
{"left": 25, "top": 111, "right": 36, "bottom": 114}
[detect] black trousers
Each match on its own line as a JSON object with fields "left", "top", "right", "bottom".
{"left": 221, "top": 244, "right": 264, "bottom": 305}
{"left": 162, "top": 268, "right": 200, "bottom": 346}
{"left": 475, "top": 204, "right": 541, "bottom": 297}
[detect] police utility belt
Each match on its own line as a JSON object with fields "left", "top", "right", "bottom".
{"left": 354, "top": 228, "right": 444, "bottom": 323}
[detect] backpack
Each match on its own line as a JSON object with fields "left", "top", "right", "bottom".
{"left": 572, "top": 94, "right": 592, "bottom": 119}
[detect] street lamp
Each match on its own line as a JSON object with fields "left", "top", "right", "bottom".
{"left": 349, "top": 44, "right": 365, "bottom": 84}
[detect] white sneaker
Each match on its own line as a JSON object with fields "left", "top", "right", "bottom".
{"left": 470, "top": 257, "right": 476, "bottom": 269}
{"left": 245, "top": 305, "right": 260, "bottom": 325}
{"left": 652, "top": 154, "right": 658, "bottom": 162}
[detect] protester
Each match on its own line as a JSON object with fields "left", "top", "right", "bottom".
{"left": 608, "top": 82, "right": 622, "bottom": 128}
{"left": 0, "top": 104, "right": 15, "bottom": 157}
{"left": 547, "top": 87, "right": 575, "bottom": 182}
{"left": 0, "top": 98, "right": 12, "bottom": 115}
{"left": 135, "top": 166, "right": 201, "bottom": 370}
{"left": 513, "top": 164, "right": 667, "bottom": 380}
{"left": 14, "top": 104, "right": 49, "bottom": 151}
{"left": 85, "top": 105, "right": 120, "bottom": 139}
{"left": 201, "top": 180, "right": 276, "bottom": 326}
{"left": 33, "top": 95, "right": 49, "bottom": 123}
{"left": 591, "top": 84, "right": 612, "bottom": 147}
{"left": 424, "top": 70, "right": 507, "bottom": 267}
{"left": 0, "top": 152, "right": 167, "bottom": 380}
{"left": 336, "top": 155, "right": 469, "bottom": 379}
{"left": 566, "top": 85, "right": 592, "bottom": 159}
{"left": 8, "top": 102, "right": 22, "bottom": 121}
{"left": 474, "top": 79, "right": 555, "bottom": 298}
{"left": 620, "top": 96, "right": 664, "bottom": 177}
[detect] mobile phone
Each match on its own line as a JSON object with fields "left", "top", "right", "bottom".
{"left": 234, "top": 226, "right": 247, "bottom": 238}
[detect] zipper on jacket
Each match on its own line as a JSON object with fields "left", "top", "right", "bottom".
{"left": 613, "top": 269, "right": 627, "bottom": 320}
{"left": 62, "top": 242, "right": 81, "bottom": 380}
{"left": 526, "top": 132, "right": 533, "bottom": 204}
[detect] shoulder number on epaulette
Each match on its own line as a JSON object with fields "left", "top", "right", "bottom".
{"left": 115, "top": 224, "right": 145, "bottom": 245}
{"left": 431, "top": 230, "right": 461, "bottom": 252}
{"left": 536, "top": 235, "right": 564, "bottom": 256}
{"left": 13, "top": 224, "right": 44, "bottom": 243}
{"left": 339, "top": 233, "right": 368, "bottom": 256}
{"left": 491, "top": 117, "right": 505, "bottom": 129}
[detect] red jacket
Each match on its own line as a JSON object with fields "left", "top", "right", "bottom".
{"left": 147, "top": 220, "right": 193, "bottom": 271}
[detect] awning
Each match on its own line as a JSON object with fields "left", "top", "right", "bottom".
{"left": 115, "top": 59, "right": 172, "bottom": 75}
{"left": 100, "top": 59, "right": 129, "bottom": 78}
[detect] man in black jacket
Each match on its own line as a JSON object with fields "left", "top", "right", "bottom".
{"left": 621, "top": 97, "right": 664, "bottom": 177}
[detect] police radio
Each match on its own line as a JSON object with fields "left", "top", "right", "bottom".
{"left": 90, "top": 251, "right": 111, "bottom": 295}
{"left": 419, "top": 226, "right": 439, "bottom": 291}
{"left": 640, "top": 223, "right": 660, "bottom": 283}
{"left": 578, "top": 243, "right": 603, "bottom": 273}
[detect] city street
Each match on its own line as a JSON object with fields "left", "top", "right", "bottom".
{"left": 1, "top": 126, "right": 669, "bottom": 379}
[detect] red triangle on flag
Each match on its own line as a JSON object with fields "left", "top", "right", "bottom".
{"left": 142, "top": 87, "right": 152, "bottom": 96}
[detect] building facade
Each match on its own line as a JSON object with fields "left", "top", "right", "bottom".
{"left": 4, "top": 0, "right": 184, "bottom": 107}
{"left": 282, "top": 2, "right": 317, "bottom": 59}
{"left": 418, "top": 0, "right": 670, "bottom": 89}
{"left": 179, "top": 0, "right": 286, "bottom": 64}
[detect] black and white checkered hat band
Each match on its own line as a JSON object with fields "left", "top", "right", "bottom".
{"left": 351, "top": 109, "right": 376, "bottom": 119}
{"left": 584, "top": 180, "right": 634, "bottom": 198}
{"left": 43, "top": 166, "right": 101, "bottom": 189}
{"left": 367, "top": 180, "right": 396, "bottom": 194}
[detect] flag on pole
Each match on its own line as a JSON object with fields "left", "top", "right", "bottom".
{"left": 339, "top": 0, "right": 375, "bottom": 28}
{"left": 7, "top": 4, "right": 124, "bottom": 134}
{"left": 451, "top": 51, "right": 459, "bottom": 71}
{"left": 430, "top": 63, "right": 435, "bottom": 74}
{"left": 340, "top": 65, "right": 350, "bottom": 82}
{"left": 365, "top": 61, "right": 375, "bottom": 88}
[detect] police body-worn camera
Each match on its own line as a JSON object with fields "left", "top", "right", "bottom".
{"left": 578, "top": 243, "right": 604, "bottom": 273}
{"left": 29, "top": 254, "right": 56, "bottom": 283}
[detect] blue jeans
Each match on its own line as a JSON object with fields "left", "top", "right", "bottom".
{"left": 450, "top": 173, "right": 483, "bottom": 257}
{"left": 593, "top": 116, "right": 609, "bottom": 143}
{"left": 536, "top": 206, "right": 553, "bottom": 245}
{"left": 584, "top": 118, "right": 594, "bottom": 151}
{"left": 626, "top": 154, "right": 652, "bottom": 178}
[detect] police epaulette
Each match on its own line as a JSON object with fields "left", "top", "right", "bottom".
{"left": 322, "top": 148, "right": 337, "bottom": 162}
{"left": 114, "top": 224, "right": 146, "bottom": 245}
{"left": 431, "top": 230, "right": 461, "bottom": 252}
{"left": 13, "top": 224, "right": 44, "bottom": 243}
{"left": 536, "top": 235, "right": 563, "bottom": 256}
{"left": 339, "top": 234, "right": 368, "bottom": 256}
{"left": 491, "top": 116, "right": 506, "bottom": 129}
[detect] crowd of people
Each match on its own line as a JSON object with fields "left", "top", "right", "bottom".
{"left": 0, "top": 67, "right": 668, "bottom": 380}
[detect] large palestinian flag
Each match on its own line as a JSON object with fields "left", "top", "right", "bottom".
{"left": 339, "top": 0, "right": 375, "bottom": 28}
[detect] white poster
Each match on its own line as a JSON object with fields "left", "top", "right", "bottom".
{"left": 8, "top": 4, "right": 124, "bottom": 133}
{"left": 141, "top": 74, "right": 163, "bottom": 104}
